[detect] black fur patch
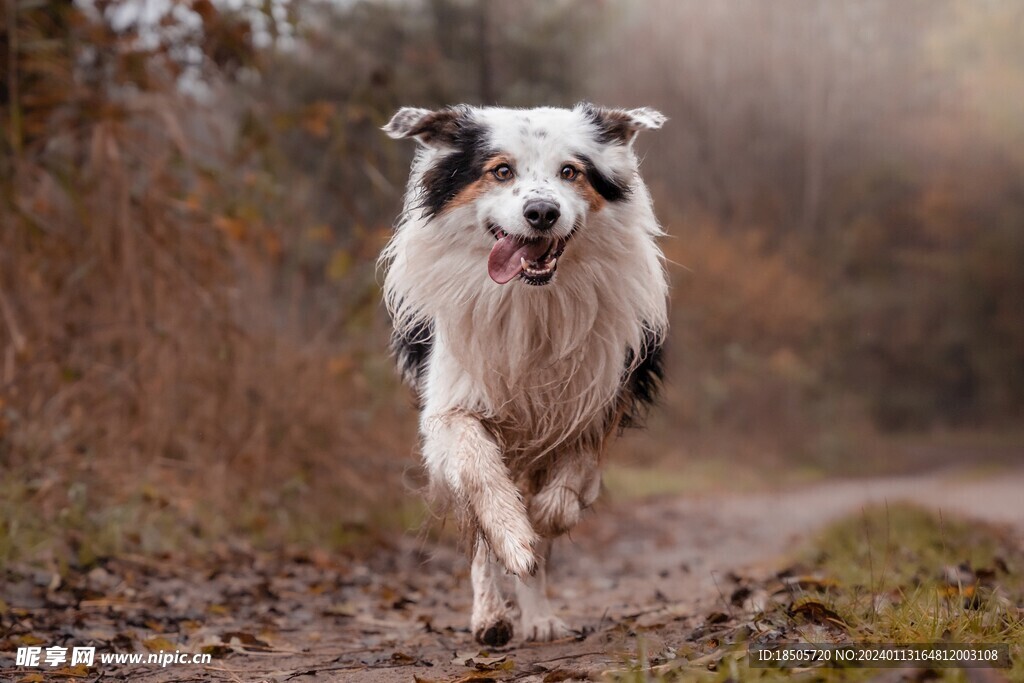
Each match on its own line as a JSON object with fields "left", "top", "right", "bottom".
{"left": 392, "top": 319, "right": 433, "bottom": 389}
{"left": 578, "top": 102, "right": 637, "bottom": 145}
{"left": 578, "top": 154, "right": 631, "bottom": 202}
{"left": 619, "top": 327, "right": 665, "bottom": 429}
{"left": 420, "top": 116, "right": 492, "bottom": 216}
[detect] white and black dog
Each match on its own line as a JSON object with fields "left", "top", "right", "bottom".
{"left": 380, "top": 103, "right": 669, "bottom": 645}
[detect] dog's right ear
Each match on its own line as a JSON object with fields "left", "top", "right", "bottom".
{"left": 576, "top": 102, "right": 666, "bottom": 146}
{"left": 383, "top": 106, "right": 469, "bottom": 147}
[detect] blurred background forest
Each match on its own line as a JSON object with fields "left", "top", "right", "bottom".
{"left": 1, "top": 0, "right": 1022, "bottom": 566}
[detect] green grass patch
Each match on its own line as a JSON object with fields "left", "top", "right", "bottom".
{"left": 610, "top": 503, "right": 1024, "bottom": 682}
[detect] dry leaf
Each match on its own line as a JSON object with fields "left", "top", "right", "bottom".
{"left": 143, "top": 636, "right": 176, "bottom": 652}
{"left": 322, "top": 602, "right": 357, "bottom": 617}
{"left": 788, "top": 599, "right": 848, "bottom": 631}
{"left": 452, "top": 651, "right": 513, "bottom": 670}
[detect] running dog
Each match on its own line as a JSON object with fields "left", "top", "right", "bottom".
{"left": 381, "top": 103, "right": 668, "bottom": 645}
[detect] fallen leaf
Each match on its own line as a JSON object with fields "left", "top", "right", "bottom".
{"left": 144, "top": 636, "right": 176, "bottom": 652}
{"left": 453, "top": 674, "right": 500, "bottom": 683}
{"left": 452, "top": 651, "right": 513, "bottom": 670}
{"left": 18, "top": 634, "right": 47, "bottom": 646}
{"left": 705, "top": 611, "right": 730, "bottom": 625}
{"left": 788, "top": 599, "right": 848, "bottom": 631}
{"left": 322, "top": 602, "right": 357, "bottom": 617}
{"left": 391, "top": 651, "right": 417, "bottom": 665}
{"left": 144, "top": 619, "right": 166, "bottom": 632}
{"left": 221, "top": 631, "right": 271, "bottom": 650}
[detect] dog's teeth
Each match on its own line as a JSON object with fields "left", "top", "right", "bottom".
{"left": 519, "top": 255, "right": 559, "bottom": 278}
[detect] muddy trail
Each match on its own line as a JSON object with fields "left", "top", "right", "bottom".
{"left": 3, "top": 471, "right": 1023, "bottom": 682}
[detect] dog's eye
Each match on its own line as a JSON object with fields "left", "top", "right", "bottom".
{"left": 560, "top": 164, "right": 578, "bottom": 181}
{"left": 492, "top": 164, "right": 514, "bottom": 181}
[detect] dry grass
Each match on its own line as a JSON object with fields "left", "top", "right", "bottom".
{"left": 0, "top": 59, "right": 415, "bottom": 568}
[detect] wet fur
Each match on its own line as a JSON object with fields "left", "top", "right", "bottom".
{"left": 381, "top": 103, "right": 669, "bottom": 643}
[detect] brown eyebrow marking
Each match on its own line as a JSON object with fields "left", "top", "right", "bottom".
{"left": 565, "top": 158, "right": 606, "bottom": 212}
{"left": 442, "top": 154, "right": 513, "bottom": 212}
{"left": 485, "top": 155, "right": 515, "bottom": 172}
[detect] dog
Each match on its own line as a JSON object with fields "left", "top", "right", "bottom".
{"left": 380, "top": 103, "right": 669, "bottom": 645}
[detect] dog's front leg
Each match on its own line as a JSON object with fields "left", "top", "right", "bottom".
{"left": 471, "top": 538, "right": 514, "bottom": 646}
{"left": 422, "top": 411, "right": 538, "bottom": 577}
{"left": 514, "top": 538, "right": 572, "bottom": 641}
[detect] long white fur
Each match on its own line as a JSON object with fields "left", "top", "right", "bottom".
{"left": 381, "top": 104, "right": 668, "bottom": 642}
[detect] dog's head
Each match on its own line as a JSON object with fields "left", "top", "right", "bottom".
{"left": 384, "top": 103, "right": 664, "bottom": 286}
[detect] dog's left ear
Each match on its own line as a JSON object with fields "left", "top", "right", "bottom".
{"left": 383, "top": 106, "right": 471, "bottom": 148}
{"left": 577, "top": 103, "right": 666, "bottom": 146}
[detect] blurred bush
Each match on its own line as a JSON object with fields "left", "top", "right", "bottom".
{"left": 0, "top": 0, "right": 1021, "bottom": 563}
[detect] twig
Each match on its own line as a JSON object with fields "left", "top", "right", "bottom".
{"left": 863, "top": 506, "right": 876, "bottom": 622}
{"left": 530, "top": 650, "right": 607, "bottom": 665}
{"left": 284, "top": 664, "right": 368, "bottom": 680}
{"left": 710, "top": 570, "right": 734, "bottom": 617}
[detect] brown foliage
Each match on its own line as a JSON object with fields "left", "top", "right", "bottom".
{"left": 0, "top": 1, "right": 410, "bottom": 564}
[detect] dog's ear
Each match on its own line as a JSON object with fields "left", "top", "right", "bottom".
{"left": 576, "top": 103, "right": 666, "bottom": 146}
{"left": 383, "top": 106, "right": 471, "bottom": 147}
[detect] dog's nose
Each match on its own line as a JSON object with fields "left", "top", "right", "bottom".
{"left": 523, "top": 200, "right": 560, "bottom": 231}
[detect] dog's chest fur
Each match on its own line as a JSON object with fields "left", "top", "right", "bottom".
{"left": 394, "top": 208, "right": 666, "bottom": 466}
{"left": 440, "top": 270, "right": 635, "bottom": 458}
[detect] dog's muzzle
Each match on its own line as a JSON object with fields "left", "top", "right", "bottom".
{"left": 487, "top": 227, "right": 569, "bottom": 286}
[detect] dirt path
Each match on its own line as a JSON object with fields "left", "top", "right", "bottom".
{"left": 4, "top": 470, "right": 1023, "bottom": 682}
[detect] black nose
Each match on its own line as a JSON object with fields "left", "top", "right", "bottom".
{"left": 523, "top": 200, "right": 560, "bottom": 231}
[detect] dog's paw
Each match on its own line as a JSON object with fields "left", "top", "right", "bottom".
{"left": 473, "top": 616, "right": 514, "bottom": 647}
{"left": 521, "top": 614, "right": 573, "bottom": 642}
{"left": 530, "top": 485, "right": 582, "bottom": 537}
{"left": 486, "top": 522, "right": 538, "bottom": 578}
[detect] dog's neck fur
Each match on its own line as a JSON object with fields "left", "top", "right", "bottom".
{"left": 383, "top": 176, "right": 668, "bottom": 459}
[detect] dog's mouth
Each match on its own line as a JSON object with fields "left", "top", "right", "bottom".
{"left": 487, "top": 226, "right": 570, "bottom": 286}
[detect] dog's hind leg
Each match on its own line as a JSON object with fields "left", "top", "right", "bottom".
{"left": 514, "top": 538, "right": 573, "bottom": 641}
{"left": 471, "top": 538, "right": 514, "bottom": 646}
{"left": 422, "top": 411, "right": 538, "bottom": 577}
{"left": 529, "top": 449, "right": 602, "bottom": 538}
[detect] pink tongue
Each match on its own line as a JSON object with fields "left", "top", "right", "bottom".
{"left": 487, "top": 236, "right": 551, "bottom": 284}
